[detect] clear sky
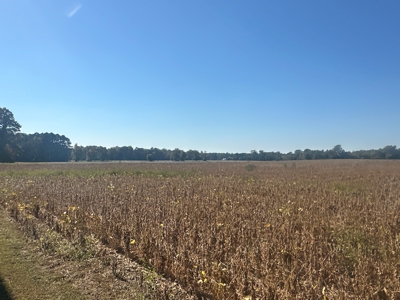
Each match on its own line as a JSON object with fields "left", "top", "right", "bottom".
{"left": 1, "top": 1, "right": 399, "bottom": 153}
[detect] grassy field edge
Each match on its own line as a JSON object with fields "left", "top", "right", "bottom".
{"left": 0, "top": 209, "right": 85, "bottom": 300}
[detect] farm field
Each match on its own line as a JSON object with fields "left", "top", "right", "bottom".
{"left": 0, "top": 160, "right": 400, "bottom": 299}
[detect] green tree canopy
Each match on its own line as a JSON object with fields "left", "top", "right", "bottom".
{"left": 0, "top": 107, "right": 21, "bottom": 162}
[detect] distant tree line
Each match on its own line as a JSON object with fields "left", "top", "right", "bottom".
{"left": 66, "top": 143, "right": 400, "bottom": 162}
{"left": 71, "top": 144, "right": 206, "bottom": 162}
{"left": 1, "top": 107, "right": 400, "bottom": 163}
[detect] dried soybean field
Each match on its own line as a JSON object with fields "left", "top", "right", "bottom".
{"left": 1, "top": 160, "right": 400, "bottom": 299}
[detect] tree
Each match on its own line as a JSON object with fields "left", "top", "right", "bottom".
{"left": 0, "top": 108, "right": 21, "bottom": 162}
{"left": 303, "top": 149, "right": 313, "bottom": 160}
{"left": 331, "top": 145, "right": 345, "bottom": 159}
{"left": 38, "top": 133, "right": 72, "bottom": 162}
{"left": 85, "top": 146, "right": 107, "bottom": 161}
{"left": 294, "top": 150, "right": 303, "bottom": 160}
{"left": 72, "top": 144, "right": 86, "bottom": 161}
{"left": 382, "top": 145, "right": 400, "bottom": 159}
{"left": 171, "top": 148, "right": 186, "bottom": 161}
{"left": 15, "top": 133, "right": 72, "bottom": 162}
{"left": 186, "top": 149, "right": 201, "bottom": 160}
{"left": 250, "top": 150, "right": 259, "bottom": 160}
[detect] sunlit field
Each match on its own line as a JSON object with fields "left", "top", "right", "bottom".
{"left": 1, "top": 160, "right": 399, "bottom": 299}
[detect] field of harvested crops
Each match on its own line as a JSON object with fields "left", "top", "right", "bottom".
{"left": 1, "top": 160, "right": 400, "bottom": 299}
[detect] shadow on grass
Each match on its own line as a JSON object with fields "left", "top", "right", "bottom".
{"left": 0, "top": 277, "right": 12, "bottom": 300}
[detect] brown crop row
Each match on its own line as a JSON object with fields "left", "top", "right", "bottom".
{"left": 1, "top": 160, "right": 400, "bottom": 299}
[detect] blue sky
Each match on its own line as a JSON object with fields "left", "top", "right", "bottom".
{"left": 1, "top": 0, "right": 399, "bottom": 153}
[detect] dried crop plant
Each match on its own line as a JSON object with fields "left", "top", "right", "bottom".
{"left": 0, "top": 160, "right": 400, "bottom": 299}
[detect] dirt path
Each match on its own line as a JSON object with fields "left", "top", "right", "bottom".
{"left": 0, "top": 209, "right": 85, "bottom": 300}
